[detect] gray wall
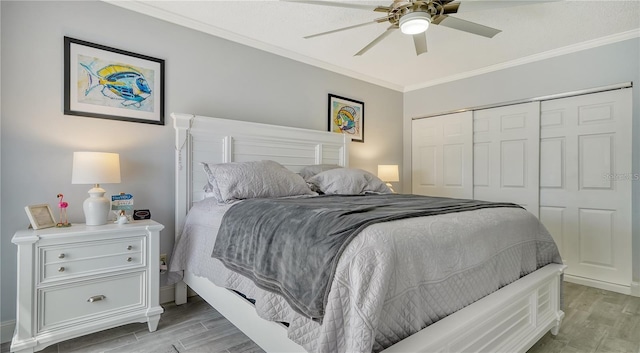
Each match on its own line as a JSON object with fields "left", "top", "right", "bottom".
{"left": 403, "top": 38, "right": 640, "bottom": 286}
{"left": 0, "top": 1, "right": 403, "bottom": 326}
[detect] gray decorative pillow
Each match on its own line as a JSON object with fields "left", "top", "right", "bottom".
{"left": 298, "top": 164, "right": 342, "bottom": 180}
{"left": 308, "top": 168, "right": 392, "bottom": 195}
{"left": 201, "top": 160, "right": 315, "bottom": 202}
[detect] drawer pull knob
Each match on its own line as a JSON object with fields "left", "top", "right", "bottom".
{"left": 127, "top": 257, "right": 133, "bottom": 262}
{"left": 87, "top": 295, "right": 106, "bottom": 303}
{"left": 58, "top": 267, "right": 65, "bottom": 272}
{"left": 127, "top": 245, "right": 133, "bottom": 250}
{"left": 58, "top": 253, "right": 65, "bottom": 259}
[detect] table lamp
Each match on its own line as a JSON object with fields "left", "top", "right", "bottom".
{"left": 378, "top": 164, "right": 399, "bottom": 193}
{"left": 72, "top": 152, "right": 121, "bottom": 225}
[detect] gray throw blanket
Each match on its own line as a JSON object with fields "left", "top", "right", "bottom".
{"left": 212, "top": 194, "right": 522, "bottom": 321}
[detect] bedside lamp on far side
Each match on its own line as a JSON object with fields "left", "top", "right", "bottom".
{"left": 378, "top": 164, "right": 399, "bottom": 193}
{"left": 72, "top": 152, "right": 121, "bottom": 226}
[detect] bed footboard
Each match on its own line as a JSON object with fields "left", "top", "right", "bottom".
{"left": 179, "top": 264, "right": 564, "bottom": 353}
{"left": 382, "top": 263, "right": 566, "bottom": 353}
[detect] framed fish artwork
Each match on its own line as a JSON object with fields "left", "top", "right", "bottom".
{"left": 64, "top": 37, "right": 165, "bottom": 125}
{"left": 328, "top": 94, "right": 364, "bottom": 143}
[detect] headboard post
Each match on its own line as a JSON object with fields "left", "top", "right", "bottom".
{"left": 340, "top": 134, "right": 349, "bottom": 167}
{"left": 223, "top": 136, "right": 233, "bottom": 163}
{"left": 172, "top": 113, "right": 193, "bottom": 240}
{"left": 315, "top": 144, "right": 323, "bottom": 164}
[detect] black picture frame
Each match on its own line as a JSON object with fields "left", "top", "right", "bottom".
{"left": 64, "top": 37, "right": 165, "bottom": 125}
{"left": 328, "top": 94, "right": 364, "bottom": 143}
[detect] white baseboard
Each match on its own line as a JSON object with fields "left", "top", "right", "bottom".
{"left": 1, "top": 320, "right": 15, "bottom": 344}
{"left": 630, "top": 281, "right": 640, "bottom": 297}
{"left": 564, "top": 274, "right": 632, "bottom": 296}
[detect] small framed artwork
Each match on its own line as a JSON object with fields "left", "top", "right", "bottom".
{"left": 64, "top": 36, "right": 165, "bottom": 125}
{"left": 24, "top": 204, "right": 57, "bottom": 230}
{"left": 328, "top": 94, "right": 364, "bottom": 143}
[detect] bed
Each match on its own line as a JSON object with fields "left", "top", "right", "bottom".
{"left": 170, "top": 113, "right": 566, "bottom": 353}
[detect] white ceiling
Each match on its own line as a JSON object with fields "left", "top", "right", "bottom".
{"left": 107, "top": 0, "right": 640, "bottom": 92}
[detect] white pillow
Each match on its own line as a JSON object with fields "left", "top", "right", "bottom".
{"left": 298, "top": 164, "right": 342, "bottom": 180}
{"left": 201, "top": 160, "right": 315, "bottom": 202}
{"left": 307, "top": 168, "right": 392, "bottom": 195}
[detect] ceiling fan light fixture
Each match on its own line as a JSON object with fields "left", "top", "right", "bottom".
{"left": 399, "top": 11, "right": 431, "bottom": 35}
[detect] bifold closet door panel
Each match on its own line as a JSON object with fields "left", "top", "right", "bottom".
{"left": 412, "top": 111, "right": 473, "bottom": 199}
{"left": 473, "top": 102, "right": 540, "bottom": 217}
{"left": 539, "top": 88, "right": 632, "bottom": 287}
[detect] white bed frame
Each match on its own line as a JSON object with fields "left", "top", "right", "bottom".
{"left": 173, "top": 113, "right": 566, "bottom": 353}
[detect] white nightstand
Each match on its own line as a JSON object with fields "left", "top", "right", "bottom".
{"left": 10, "top": 220, "right": 164, "bottom": 353}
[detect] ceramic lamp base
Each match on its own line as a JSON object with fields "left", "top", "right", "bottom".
{"left": 386, "top": 182, "right": 396, "bottom": 193}
{"left": 84, "top": 186, "right": 110, "bottom": 226}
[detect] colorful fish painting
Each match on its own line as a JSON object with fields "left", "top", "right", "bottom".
{"left": 328, "top": 94, "right": 364, "bottom": 142}
{"left": 334, "top": 105, "right": 359, "bottom": 135}
{"left": 80, "top": 62, "right": 152, "bottom": 108}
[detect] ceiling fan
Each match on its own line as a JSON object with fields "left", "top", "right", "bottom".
{"left": 284, "top": 0, "right": 543, "bottom": 56}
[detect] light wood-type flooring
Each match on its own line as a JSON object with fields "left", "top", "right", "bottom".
{"left": 3, "top": 282, "right": 639, "bottom": 353}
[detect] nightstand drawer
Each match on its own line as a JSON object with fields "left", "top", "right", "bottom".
{"left": 39, "top": 271, "right": 146, "bottom": 332}
{"left": 40, "top": 237, "right": 144, "bottom": 282}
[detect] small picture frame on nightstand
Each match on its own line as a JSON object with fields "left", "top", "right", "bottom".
{"left": 25, "top": 204, "right": 57, "bottom": 230}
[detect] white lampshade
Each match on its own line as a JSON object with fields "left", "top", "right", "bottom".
{"left": 378, "top": 165, "right": 400, "bottom": 182}
{"left": 72, "top": 152, "right": 121, "bottom": 185}
{"left": 72, "top": 152, "right": 121, "bottom": 226}
{"left": 400, "top": 12, "right": 431, "bottom": 35}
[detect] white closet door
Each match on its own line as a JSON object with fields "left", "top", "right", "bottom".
{"left": 412, "top": 111, "right": 473, "bottom": 199}
{"left": 473, "top": 102, "right": 540, "bottom": 217}
{"left": 539, "top": 89, "right": 632, "bottom": 289}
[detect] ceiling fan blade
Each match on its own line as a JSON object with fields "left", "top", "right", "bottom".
{"left": 355, "top": 26, "right": 395, "bottom": 56}
{"left": 281, "top": 0, "right": 378, "bottom": 11}
{"left": 374, "top": 6, "right": 392, "bottom": 13}
{"left": 442, "top": 2, "right": 460, "bottom": 14}
{"left": 304, "top": 20, "right": 379, "bottom": 39}
{"left": 434, "top": 15, "right": 501, "bottom": 38}
{"left": 447, "top": 1, "right": 557, "bottom": 14}
{"left": 413, "top": 32, "right": 428, "bottom": 55}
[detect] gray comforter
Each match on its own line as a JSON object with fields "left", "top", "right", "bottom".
{"left": 212, "top": 194, "right": 525, "bottom": 321}
{"left": 171, "top": 197, "right": 562, "bottom": 353}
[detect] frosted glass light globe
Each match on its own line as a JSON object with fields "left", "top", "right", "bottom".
{"left": 400, "top": 12, "right": 431, "bottom": 35}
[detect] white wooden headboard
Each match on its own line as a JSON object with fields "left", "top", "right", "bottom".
{"left": 172, "top": 113, "right": 349, "bottom": 238}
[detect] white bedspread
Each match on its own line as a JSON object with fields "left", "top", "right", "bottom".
{"left": 169, "top": 197, "right": 560, "bottom": 353}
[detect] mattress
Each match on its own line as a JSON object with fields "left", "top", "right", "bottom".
{"left": 169, "top": 196, "right": 561, "bottom": 353}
